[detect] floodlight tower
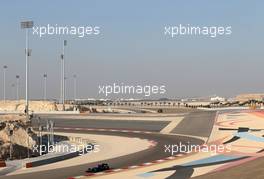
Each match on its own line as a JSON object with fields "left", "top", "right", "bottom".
{"left": 64, "top": 76, "right": 68, "bottom": 104}
{"left": 20, "top": 20, "right": 33, "bottom": 121}
{"left": 11, "top": 84, "right": 15, "bottom": 100}
{"left": 61, "top": 40, "right": 67, "bottom": 111}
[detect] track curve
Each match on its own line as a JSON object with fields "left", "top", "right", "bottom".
{"left": 1, "top": 117, "right": 204, "bottom": 179}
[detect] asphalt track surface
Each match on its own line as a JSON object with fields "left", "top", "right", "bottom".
{"left": 2, "top": 130, "right": 203, "bottom": 179}
{"left": 2, "top": 111, "right": 215, "bottom": 179}
{"left": 33, "top": 117, "right": 170, "bottom": 132}
{"left": 172, "top": 111, "right": 216, "bottom": 138}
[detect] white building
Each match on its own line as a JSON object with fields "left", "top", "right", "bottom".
{"left": 210, "top": 96, "right": 226, "bottom": 102}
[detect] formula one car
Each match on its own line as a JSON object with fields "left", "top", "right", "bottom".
{"left": 86, "top": 163, "right": 110, "bottom": 173}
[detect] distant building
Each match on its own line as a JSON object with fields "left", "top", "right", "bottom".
{"left": 210, "top": 96, "right": 226, "bottom": 102}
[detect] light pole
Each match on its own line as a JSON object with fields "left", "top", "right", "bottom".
{"left": 60, "top": 55, "right": 63, "bottom": 104}
{"left": 11, "top": 84, "right": 15, "bottom": 100}
{"left": 3, "top": 65, "right": 7, "bottom": 103}
{"left": 73, "top": 74, "right": 77, "bottom": 100}
{"left": 21, "top": 21, "right": 33, "bottom": 121}
{"left": 61, "top": 40, "right": 67, "bottom": 111}
{"left": 43, "top": 74, "right": 47, "bottom": 101}
{"left": 49, "top": 120, "right": 54, "bottom": 145}
{"left": 46, "top": 120, "right": 50, "bottom": 146}
{"left": 39, "top": 125, "right": 43, "bottom": 155}
{"left": 64, "top": 76, "right": 68, "bottom": 106}
{"left": 16, "top": 75, "right": 20, "bottom": 102}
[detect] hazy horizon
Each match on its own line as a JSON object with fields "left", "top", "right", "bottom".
{"left": 0, "top": 1, "right": 263, "bottom": 100}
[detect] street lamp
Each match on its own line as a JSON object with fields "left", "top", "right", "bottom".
{"left": 49, "top": 120, "right": 54, "bottom": 145}
{"left": 46, "top": 120, "right": 50, "bottom": 145}
{"left": 61, "top": 40, "right": 67, "bottom": 111}
{"left": 73, "top": 74, "right": 77, "bottom": 100}
{"left": 16, "top": 75, "right": 20, "bottom": 102}
{"left": 21, "top": 20, "right": 33, "bottom": 121}
{"left": 43, "top": 73, "right": 47, "bottom": 101}
{"left": 39, "top": 125, "right": 43, "bottom": 155}
{"left": 3, "top": 65, "right": 7, "bottom": 103}
{"left": 64, "top": 76, "right": 68, "bottom": 106}
{"left": 11, "top": 84, "right": 15, "bottom": 100}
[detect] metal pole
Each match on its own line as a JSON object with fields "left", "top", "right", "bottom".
{"left": 16, "top": 75, "right": 20, "bottom": 102}
{"left": 52, "top": 122, "right": 54, "bottom": 145}
{"left": 25, "top": 28, "right": 29, "bottom": 120}
{"left": 44, "top": 76, "right": 46, "bottom": 100}
{"left": 44, "top": 74, "right": 47, "bottom": 101}
{"left": 21, "top": 21, "right": 33, "bottom": 120}
{"left": 39, "top": 126, "right": 42, "bottom": 155}
{"left": 50, "top": 120, "right": 54, "bottom": 145}
{"left": 37, "top": 117, "right": 40, "bottom": 145}
{"left": 73, "top": 75, "right": 77, "bottom": 100}
{"left": 11, "top": 84, "right": 15, "bottom": 100}
{"left": 52, "top": 121, "right": 54, "bottom": 145}
{"left": 62, "top": 42, "right": 65, "bottom": 111}
{"left": 46, "top": 121, "right": 50, "bottom": 146}
{"left": 3, "top": 68, "right": 5, "bottom": 102}
{"left": 64, "top": 77, "right": 67, "bottom": 104}
{"left": 60, "top": 57, "right": 63, "bottom": 104}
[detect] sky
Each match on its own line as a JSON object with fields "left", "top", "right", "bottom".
{"left": 0, "top": 1, "right": 263, "bottom": 100}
